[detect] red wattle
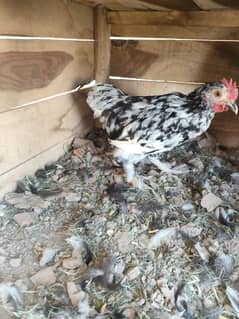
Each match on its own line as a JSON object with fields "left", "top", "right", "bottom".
{"left": 213, "top": 104, "right": 228, "bottom": 113}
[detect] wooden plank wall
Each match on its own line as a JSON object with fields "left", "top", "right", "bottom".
{"left": 0, "top": 0, "right": 94, "bottom": 197}
{"left": 75, "top": 0, "right": 239, "bottom": 11}
{"left": 108, "top": 10, "right": 239, "bottom": 149}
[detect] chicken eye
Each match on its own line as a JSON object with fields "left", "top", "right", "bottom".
{"left": 214, "top": 90, "right": 221, "bottom": 97}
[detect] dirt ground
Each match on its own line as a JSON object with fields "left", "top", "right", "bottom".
{"left": 0, "top": 130, "right": 239, "bottom": 319}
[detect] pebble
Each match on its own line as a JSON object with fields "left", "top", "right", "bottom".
{"left": 4, "top": 193, "right": 48, "bottom": 209}
{"left": 64, "top": 192, "right": 81, "bottom": 202}
{"left": 67, "top": 282, "right": 84, "bottom": 306}
{"left": 126, "top": 267, "right": 141, "bottom": 281}
{"left": 115, "top": 231, "right": 133, "bottom": 253}
{"left": 122, "top": 308, "right": 136, "bottom": 319}
{"left": 201, "top": 193, "right": 222, "bottom": 212}
{"left": 0, "top": 256, "right": 6, "bottom": 265}
{"left": 30, "top": 267, "right": 56, "bottom": 286}
{"left": 39, "top": 248, "right": 58, "bottom": 267}
{"left": 0, "top": 307, "right": 12, "bottom": 319}
{"left": 62, "top": 257, "right": 86, "bottom": 270}
{"left": 10, "top": 258, "right": 22, "bottom": 268}
{"left": 14, "top": 213, "right": 36, "bottom": 227}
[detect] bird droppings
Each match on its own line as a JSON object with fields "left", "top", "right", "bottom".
{"left": 0, "top": 129, "right": 239, "bottom": 318}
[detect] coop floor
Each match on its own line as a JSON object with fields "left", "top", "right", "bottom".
{"left": 0, "top": 130, "right": 239, "bottom": 319}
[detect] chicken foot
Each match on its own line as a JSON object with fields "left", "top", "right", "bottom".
{"left": 149, "top": 157, "right": 190, "bottom": 175}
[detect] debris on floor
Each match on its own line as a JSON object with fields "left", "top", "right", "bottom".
{"left": 0, "top": 129, "right": 239, "bottom": 318}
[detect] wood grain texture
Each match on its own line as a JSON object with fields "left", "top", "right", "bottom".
{"left": 0, "top": 51, "right": 73, "bottom": 91}
{"left": 0, "top": 3, "right": 94, "bottom": 197}
{"left": 210, "top": 112, "right": 239, "bottom": 148}
{"left": 94, "top": 6, "right": 111, "bottom": 82}
{"left": 0, "top": 40, "right": 94, "bottom": 112}
{"left": 111, "top": 25, "right": 239, "bottom": 40}
{"left": 110, "top": 79, "right": 239, "bottom": 148}
{"left": 110, "top": 78, "right": 198, "bottom": 95}
{"left": 193, "top": 0, "right": 239, "bottom": 10}
{"left": 0, "top": 0, "right": 93, "bottom": 38}
{"left": 111, "top": 40, "right": 239, "bottom": 82}
{"left": 74, "top": 0, "right": 198, "bottom": 11}
{"left": 108, "top": 10, "right": 239, "bottom": 27}
{"left": 0, "top": 94, "right": 93, "bottom": 176}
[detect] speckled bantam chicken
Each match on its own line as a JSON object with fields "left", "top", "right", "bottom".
{"left": 81, "top": 79, "right": 238, "bottom": 188}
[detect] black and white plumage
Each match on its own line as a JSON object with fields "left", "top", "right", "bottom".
{"left": 82, "top": 80, "right": 238, "bottom": 187}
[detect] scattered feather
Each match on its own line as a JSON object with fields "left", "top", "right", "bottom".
{"left": 216, "top": 207, "right": 237, "bottom": 226}
{"left": 226, "top": 286, "right": 239, "bottom": 318}
{"left": 194, "top": 242, "right": 210, "bottom": 263}
{"left": 102, "top": 256, "right": 125, "bottom": 290}
{"left": 214, "top": 253, "right": 234, "bottom": 280}
{"left": 66, "top": 236, "right": 92, "bottom": 265}
{"left": 0, "top": 282, "right": 22, "bottom": 311}
{"left": 148, "top": 227, "right": 176, "bottom": 249}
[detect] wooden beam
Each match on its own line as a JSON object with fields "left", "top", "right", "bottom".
{"left": 74, "top": 0, "right": 198, "bottom": 11}
{"left": 192, "top": 0, "right": 239, "bottom": 10}
{"left": 94, "top": 6, "right": 111, "bottom": 82}
{"left": 0, "top": 0, "right": 93, "bottom": 38}
{"left": 111, "top": 40, "right": 239, "bottom": 83}
{"left": 107, "top": 10, "right": 239, "bottom": 27}
{"left": 111, "top": 25, "right": 239, "bottom": 40}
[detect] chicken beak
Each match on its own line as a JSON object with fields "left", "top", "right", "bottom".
{"left": 227, "top": 101, "right": 238, "bottom": 115}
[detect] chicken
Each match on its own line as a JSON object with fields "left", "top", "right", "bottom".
{"left": 82, "top": 79, "right": 238, "bottom": 188}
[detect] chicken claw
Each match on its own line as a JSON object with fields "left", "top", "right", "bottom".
{"left": 149, "top": 157, "right": 190, "bottom": 175}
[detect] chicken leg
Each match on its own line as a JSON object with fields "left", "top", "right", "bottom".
{"left": 149, "top": 156, "right": 190, "bottom": 175}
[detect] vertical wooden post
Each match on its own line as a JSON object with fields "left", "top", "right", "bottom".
{"left": 94, "top": 6, "right": 111, "bottom": 83}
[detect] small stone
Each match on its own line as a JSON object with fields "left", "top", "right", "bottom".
{"left": 67, "top": 282, "right": 84, "bottom": 306}
{"left": 201, "top": 193, "right": 222, "bottom": 212}
{"left": 14, "top": 213, "right": 36, "bottom": 227}
{"left": 126, "top": 267, "right": 141, "bottom": 281}
{"left": 34, "top": 207, "right": 43, "bottom": 216}
{"left": 0, "top": 256, "right": 6, "bottom": 265}
{"left": 10, "top": 258, "right": 21, "bottom": 268}
{"left": 39, "top": 248, "right": 58, "bottom": 267}
{"left": 30, "top": 267, "right": 56, "bottom": 286}
{"left": 62, "top": 257, "right": 85, "bottom": 270}
{"left": 115, "top": 231, "right": 133, "bottom": 253}
{"left": 64, "top": 192, "right": 81, "bottom": 202}
{"left": 114, "top": 174, "right": 124, "bottom": 184}
{"left": 122, "top": 308, "right": 136, "bottom": 319}
{"left": 0, "top": 307, "right": 12, "bottom": 319}
{"left": 0, "top": 248, "right": 7, "bottom": 255}
{"left": 4, "top": 193, "right": 48, "bottom": 209}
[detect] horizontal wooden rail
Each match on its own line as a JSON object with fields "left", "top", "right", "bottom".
{"left": 108, "top": 10, "right": 239, "bottom": 27}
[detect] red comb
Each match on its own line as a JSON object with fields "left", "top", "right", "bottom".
{"left": 221, "top": 78, "right": 238, "bottom": 101}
